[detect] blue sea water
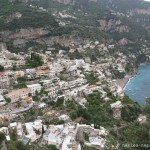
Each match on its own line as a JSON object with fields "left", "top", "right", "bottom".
{"left": 124, "top": 64, "right": 150, "bottom": 105}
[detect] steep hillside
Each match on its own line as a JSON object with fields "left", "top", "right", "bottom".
{"left": 28, "top": 0, "right": 150, "bottom": 47}
{"left": 0, "top": 0, "right": 58, "bottom": 31}
{"left": 1, "top": 0, "right": 111, "bottom": 53}
{"left": 0, "top": 0, "right": 58, "bottom": 52}
{"left": 1, "top": 0, "right": 150, "bottom": 55}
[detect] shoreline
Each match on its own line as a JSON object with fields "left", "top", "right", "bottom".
{"left": 116, "top": 69, "right": 138, "bottom": 90}
{"left": 123, "top": 76, "right": 133, "bottom": 90}
{"left": 115, "top": 75, "right": 132, "bottom": 90}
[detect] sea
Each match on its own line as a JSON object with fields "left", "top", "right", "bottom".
{"left": 124, "top": 64, "right": 150, "bottom": 105}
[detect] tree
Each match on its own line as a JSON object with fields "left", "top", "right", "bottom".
{"left": 47, "top": 145, "right": 58, "bottom": 150}
{"left": 28, "top": 93, "right": 32, "bottom": 97}
{"left": 84, "top": 133, "right": 89, "bottom": 142}
{"left": 12, "top": 65, "right": 17, "bottom": 71}
{"left": 0, "top": 132, "right": 5, "bottom": 145}
{"left": 16, "top": 141, "right": 27, "bottom": 150}
{"left": 125, "top": 63, "right": 133, "bottom": 73}
{"left": 35, "top": 90, "right": 39, "bottom": 96}
{"left": 143, "top": 98, "right": 150, "bottom": 121}
{"left": 56, "top": 96, "right": 64, "bottom": 106}
{"left": 17, "top": 77, "right": 26, "bottom": 83}
{"left": 68, "top": 50, "right": 83, "bottom": 60}
{"left": 85, "top": 73, "right": 99, "bottom": 85}
{"left": 113, "top": 70, "right": 125, "bottom": 79}
{"left": 27, "top": 53, "right": 44, "bottom": 68}
{"left": 137, "top": 54, "right": 147, "bottom": 63}
{"left": 70, "top": 111, "right": 77, "bottom": 119}
{"left": 5, "top": 97, "right": 11, "bottom": 103}
{"left": 32, "top": 95, "right": 40, "bottom": 102}
{"left": 34, "top": 129, "right": 40, "bottom": 135}
{"left": 42, "top": 125, "right": 45, "bottom": 135}
{"left": 121, "top": 105, "right": 141, "bottom": 122}
{"left": 13, "top": 83, "right": 27, "bottom": 89}
{"left": 0, "top": 65, "right": 4, "bottom": 72}
{"left": 83, "top": 147, "right": 97, "bottom": 150}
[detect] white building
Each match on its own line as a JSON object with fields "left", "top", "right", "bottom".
{"left": 110, "top": 101, "right": 123, "bottom": 119}
{"left": 27, "top": 84, "right": 42, "bottom": 95}
{"left": 38, "top": 103, "right": 47, "bottom": 109}
{"left": 58, "top": 114, "right": 70, "bottom": 121}
{"left": 137, "top": 114, "right": 147, "bottom": 124}
{"left": 0, "top": 95, "right": 6, "bottom": 106}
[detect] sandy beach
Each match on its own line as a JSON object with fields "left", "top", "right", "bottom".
{"left": 115, "top": 75, "right": 132, "bottom": 90}
{"left": 115, "top": 68, "right": 138, "bottom": 90}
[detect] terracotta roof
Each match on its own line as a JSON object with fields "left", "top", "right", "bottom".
{"left": 24, "top": 97, "right": 32, "bottom": 103}
{"left": 6, "top": 88, "right": 31, "bottom": 97}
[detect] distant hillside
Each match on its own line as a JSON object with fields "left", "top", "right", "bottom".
{"left": 0, "top": 0, "right": 58, "bottom": 31}
{"left": 0, "top": 0, "right": 150, "bottom": 55}
{"left": 28, "top": 0, "right": 150, "bottom": 42}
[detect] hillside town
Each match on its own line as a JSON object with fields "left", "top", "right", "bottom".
{"left": 0, "top": 41, "right": 130, "bottom": 149}
{"left": 0, "top": 120, "right": 109, "bottom": 150}
{"left": 1, "top": 0, "right": 150, "bottom": 149}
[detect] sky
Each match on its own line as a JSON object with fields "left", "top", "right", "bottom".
{"left": 144, "top": 0, "right": 150, "bottom": 2}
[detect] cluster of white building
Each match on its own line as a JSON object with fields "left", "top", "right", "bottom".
{"left": 0, "top": 120, "right": 45, "bottom": 143}
{"left": 44, "top": 122, "right": 108, "bottom": 150}
{"left": 0, "top": 120, "right": 109, "bottom": 149}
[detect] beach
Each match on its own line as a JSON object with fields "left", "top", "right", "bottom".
{"left": 115, "top": 75, "right": 132, "bottom": 90}
{"left": 116, "top": 68, "right": 138, "bottom": 90}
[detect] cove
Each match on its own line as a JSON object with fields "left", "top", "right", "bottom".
{"left": 124, "top": 64, "right": 150, "bottom": 105}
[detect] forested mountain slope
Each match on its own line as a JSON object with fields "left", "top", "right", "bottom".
{"left": 1, "top": 0, "right": 150, "bottom": 54}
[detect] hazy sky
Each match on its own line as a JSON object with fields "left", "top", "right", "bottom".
{"left": 144, "top": 0, "right": 150, "bottom": 2}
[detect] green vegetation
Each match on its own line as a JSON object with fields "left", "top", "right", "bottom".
{"left": 16, "top": 141, "right": 27, "bottom": 150}
{"left": 0, "top": 132, "right": 5, "bottom": 146}
{"left": 116, "top": 122, "right": 150, "bottom": 150}
{"left": 17, "top": 77, "right": 26, "bottom": 83}
{"left": 5, "top": 97, "right": 11, "bottom": 103}
{"left": 125, "top": 63, "right": 134, "bottom": 73}
{"left": 83, "top": 147, "right": 97, "bottom": 150}
{"left": 27, "top": 53, "right": 44, "bottom": 68}
{"left": 43, "top": 117, "right": 65, "bottom": 126}
{"left": 84, "top": 133, "right": 89, "bottom": 142}
{"left": 66, "top": 92, "right": 150, "bottom": 149}
{"left": 0, "top": 0, "right": 58, "bottom": 31}
{"left": 113, "top": 70, "right": 125, "bottom": 79}
{"left": 32, "top": 95, "right": 40, "bottom": 102}
{"left": 85, "top": 73, "right": 99, "bottom": 85}
{"left": 121, "top": 104, "right": 141, "bottom": 122}
{"left": 47, "top": 145, "right": 58, "bottom": 150}
{"left": 67, "top": 91, "right": 117, "bottom": 127}
{"left": 6, "top": 40, "right": 48, "bottom": 53}
{"left": 29, "top": 0, "right": 67, "bottom": 10}
{"left": 64, "top": 90, "right": 144, "bottom": 131}
{"left": 12, "top": 65, "right": 17, "bottom": 71}
{"left": 0, "top": 65, "right": 4, "bottom": 72}
{"left": 12, "top": 76, "right": 27, "bottom": 89}
{"left": 143, "top": 98, "right": 150, "bottom": 121}
{"left": 68, "top": 50, "right": 83, "bottom": 60}
{"left": 137, "top": 54, "right": 148, "bottom": 64}
{"left": 13, "top": 83, "right": 27, "bottom": 89}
